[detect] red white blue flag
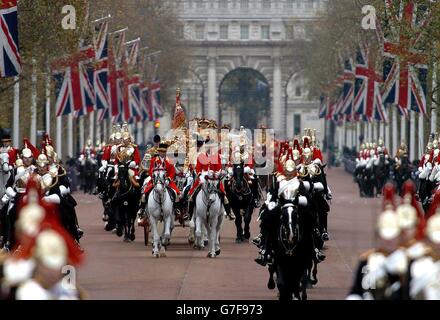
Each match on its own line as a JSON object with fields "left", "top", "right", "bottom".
{"left": 52, "top": 46, "right": 96, "bottom": 117}
{"left": 93, "top": 20, "right": 109, "bottom": 111}
{"left": 0, "top": 0, "right": 21, "bottom": 77}
{"left": 381, "top": 1, "right": 428, "bottom": 116}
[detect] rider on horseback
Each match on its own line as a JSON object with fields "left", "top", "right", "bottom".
{"left": 187, "top": 136, "right": 233, "bottom": 220}
{"left": 230, "top": 143, "right": 261, "bottom": 208}
{"left": 138, "top": 142, "right": 180, "bottom": 216}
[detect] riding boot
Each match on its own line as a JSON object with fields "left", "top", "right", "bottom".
{"left": 251, "top": 179, "right": 260, "bottom": 207}
{"left": 138, "top": 194, "right": 147, "bottom": 217}
{"left": 188, "top": 197, "right": 195, "bottom": 220}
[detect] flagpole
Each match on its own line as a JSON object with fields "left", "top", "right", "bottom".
{"left": 68, "top": 114, "right": 73, "bottom": 157}
{"left": 401, "top": 110, "right": 407, "bottom": 144}
{"left": 13, "top": 77, "right": 20, "bottom": 147}
{"left": 96, "top": 115, "right": 102, "bottom": 144}
{"left": 45, "top": 72, "right": 51, "bottom": 135}
{"left": 30, "top": 59, "right": 38, "bottom": 145}
{"left": 392, "top": 107, "right": 398, "bottom": 156}
{"left": 418, "top": 113, "right": 424, "bottom": 159}
{"left": 367, "top": 122, "right": 373, "bottom": 142}
{"left": 57, "top": 116, "right": 62, "bottom": 160}
{"left": 409, "top": 111, "right": 415, "bottom": 161}
{"left": 79, "top": 116, "right": 85, "bottom": 152}
{"left": 137, "top": 122, "right": 143, "bottom": 145}
{"left": 356, "top": 122, "right": 361, "bottom": 148}
{"left": 89, "top": 112, "right": 95, "bottom": 144}
{"left": 372, "top": 121, "right": 377, "bottom": 142}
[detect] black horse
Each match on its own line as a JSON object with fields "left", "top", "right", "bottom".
{"left": 272, "top": 199, "right": 314, "bottom": 300}
{"left": 80, "top": 155, "right": 97, "bottom": 194}
{"left": 394, "top": 154, "right": 412, "bottom": 196}
{"left": 374, "top": 153, "right": 390, "bottom": 197}
{"left": 226, "top": 163, "right": 254, "bottom": 243}
{"left": 112, "top": 164, "right": 141, "bottom": 242}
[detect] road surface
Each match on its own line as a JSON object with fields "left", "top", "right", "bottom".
{"left": 75, "top": 167, "right": 381, "bottom": 300}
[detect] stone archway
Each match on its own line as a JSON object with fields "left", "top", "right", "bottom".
{"left": 218, "top": 68, "right": 270, "bottom": 129}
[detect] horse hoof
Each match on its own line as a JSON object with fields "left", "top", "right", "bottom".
{"left": 207, "top": 252, "right": 216, "bottom": 258}
{"left": 123, "top": 237, "right": 130, "bottom": 243}
{"left": 215, "top": 249, "right": 221, "bottom": 256}
{"left": 244, "top": 232, "right": 251, "bottom": 240}
{"left": 160, "top": 247, "right": 167, "bottom": 257}
{"left": 104, "top": 223, "right": 113, "bottom": 232}
{"left": 188, "top": 238, "right": 195, "bottom": 245}
{"left": 116, "top": 229, "right": 123, "bottom": 237}
{"left": 235, "top": 238, "right": 242, "bottom": 244}
{"left": 129, "top": 234, "right": 135, "bottom": 241}
{"left": 203, "top": 240, "right": 209, "bottom": 246}
{"left": 153, "top": 253, "right": 160, "bottom": 258}
{"left": 321, "top": 233, "right": 329, "bottom": 242}
{"left": 267, "top": 279, "right": 276, "bottom": 290}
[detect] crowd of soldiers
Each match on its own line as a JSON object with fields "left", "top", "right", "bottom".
{"left": 354, "top": 139, "right": 412, "bottom": 198}
{"left": 0, "top": 133, "right": 84, "bottom": 299}
{"left": 348, "top": 181, "right": 440, "bottom": 300}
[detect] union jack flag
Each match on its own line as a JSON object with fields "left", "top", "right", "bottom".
{"left": 332, "top": 92, "right": 344, "bottom": 123}
{"left": 93, "top": 20, "right": 109, "bottom": 111}
{"left": 353, "top": 45, "right": 387, "bottom": 122}
{"left": 0, "top": 0, "right": 21, "bottom": 77}
{"left": 98, "top": 106, "right": 110, "bottom": 121}
{"left": 140, "top": 83, "right": 153, "bottom": 121}
{"left": 108, "top": 29, "right": 127, "bottom": 124}
{"left": 52, "top": 46, "right": 96, "bottom": 117}
{"left": 123, "top": 40, "right": 142, "bottom": 123}
{"left": 127, "top": 75, "right": 143, "bottom": 123}
{"left": 149, "top": 79, "right": 164, "bottom": 119}
{"left": 381, "top": 1, "right": 428, "bottom": 116}
{"left": 341, "top": 58, "right": 355, "bottom": 121}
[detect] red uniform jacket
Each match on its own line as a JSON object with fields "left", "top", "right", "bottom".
{"left": 195, "top": 152, "right": 222, "bottom": 174}
{"left": 144, "top": 156, "right": 179, "bottom": 195}
{"left": 190, "top": 152, "right": 224, "bottom": 195}
{"left": 102, "top": 145, "right": 111, "bottom": 162}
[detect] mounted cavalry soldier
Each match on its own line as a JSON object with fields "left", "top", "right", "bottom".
{"left": 1, "top": 139, "right": 40, "bottom": 251}
{"left": 298, "top": 135, "right": 331, "bottom": 245}
{"left": 1, "top": 134, "right": 17, "bottom": 200}
{"left": 34, "top": 152, "right": 83, "bottom": 250}
{"left": 187, "top": 122, "right": 233, "bottom": 220}
{"left": 138, "top": 142, "right": 180, "bottom": 215}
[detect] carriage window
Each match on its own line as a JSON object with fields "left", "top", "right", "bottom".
{"left": 294, "top": 114, "right": 301, "bottom": 135}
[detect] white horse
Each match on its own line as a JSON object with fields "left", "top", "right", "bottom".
{"left": 193, "top": 172, "right": 224, "bottom": 258}
{"left": 147, "top": 169, "right": 174, "bottom": 258}
{"left": 0, "top": 153, "right": 11, "bottom": 200}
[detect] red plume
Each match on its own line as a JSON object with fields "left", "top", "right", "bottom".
{"left": 303, "top": 137, "right": 310, "bottom": 149}
{"left": 382, "top": 183, "right": 396, "bottom": 210}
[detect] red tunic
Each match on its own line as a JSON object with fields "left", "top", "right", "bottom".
{"left": 189, "top": 152, "right": 225, "bottom": 195}
{"left": 102, "top": 145, "right": 111, "bottom": 162}
{"left": 143, "top": 156, "right": 180, "bottom": 195}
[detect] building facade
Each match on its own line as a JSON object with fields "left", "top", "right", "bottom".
{"left": 168, "top": 0, "right": 327, "bottom": 141}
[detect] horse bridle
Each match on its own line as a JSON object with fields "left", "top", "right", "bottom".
{"left": 116, "top": 165, "right": 133, "bottom": 198}
{"left": 152, "top": 169, "right": 167, "bottom": 206}
{"left": 201, "top": 177, "right": 219, "bottom": 209}
{"left": 279, "top": 203, "right": 300, "bottom": 256}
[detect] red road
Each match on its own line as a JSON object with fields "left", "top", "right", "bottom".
{"left": 75, "top": 167, "right": 381, "bottom": 300}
